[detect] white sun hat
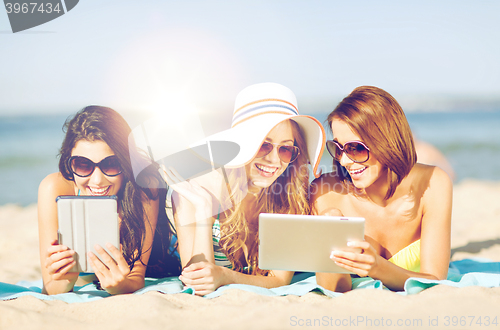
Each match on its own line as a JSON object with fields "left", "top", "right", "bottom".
{"left": 194, "top": 82, "right": 326, "bottom": 178}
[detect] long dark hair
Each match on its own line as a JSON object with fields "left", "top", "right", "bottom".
{"left": 59, "top": 105, "right": 181, "bottom": 276}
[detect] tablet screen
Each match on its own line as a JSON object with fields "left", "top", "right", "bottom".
{"left": 56, "top": 196, "right": 119, "bottom": 273}
{"left": 258, "top": 213, "right": 365, "bottom": 273}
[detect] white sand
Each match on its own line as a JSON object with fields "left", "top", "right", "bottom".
{"left": 1, "top": 180, "right": 500, "bottom": 330}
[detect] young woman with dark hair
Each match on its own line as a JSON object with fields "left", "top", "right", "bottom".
{"left": 38, "top": 105, "right": 180, "bottom": 295}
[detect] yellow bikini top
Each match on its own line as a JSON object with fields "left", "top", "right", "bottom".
{"left": 387, "top": 239, "right": 420, "bottom": 272}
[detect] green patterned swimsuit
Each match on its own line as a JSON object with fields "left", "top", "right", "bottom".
{"left": 212, "top": 218, "right": 232, "bottom": 268}
{"left": 212, "top": 215, "right": 252, "bottom": 274}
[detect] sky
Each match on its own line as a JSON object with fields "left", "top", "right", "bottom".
{"left": 1, "top": 0, "right": 499, "bottom": 124}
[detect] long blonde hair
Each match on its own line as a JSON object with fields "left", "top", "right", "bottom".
{"left": 218, "top": 120, "right": 310, "bottom": 275}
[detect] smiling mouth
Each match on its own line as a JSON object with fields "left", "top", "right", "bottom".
{"left": 349, "top": 167, "right": 367, "bottom": 176}
{"left": 88, "top": 186, "right": 111, "bottom": 196}
{"left": 255, "top": 164, "right": 278, "bottom": 176}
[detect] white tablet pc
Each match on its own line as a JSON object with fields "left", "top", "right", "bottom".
{"left": 56, "top": 195, "right": 120, "bottom": 273}
{"left": 258, "top": 213, "right": 365, "bottom": 273}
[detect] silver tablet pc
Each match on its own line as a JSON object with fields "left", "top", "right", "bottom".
{"left": 258, "top": 213, "right": 365, "bottom": 273}
{"left": 56, "top": 195, "right": 119, "bottom": 273}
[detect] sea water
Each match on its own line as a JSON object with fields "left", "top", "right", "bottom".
{"left": 315, "top": 110, "right": 500, "bottom": 183}
{"left": 1, "top": 110, "right": 499, "bottom": 206}
{"left": 0, "top": 114, "right": 67, "bottom": 206}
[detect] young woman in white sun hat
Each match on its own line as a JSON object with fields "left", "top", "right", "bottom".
{"left": 162, "top": 82, "right": 325, "bottom": 296}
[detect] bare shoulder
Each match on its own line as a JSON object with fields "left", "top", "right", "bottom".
{"left": 38, "top": 172, "right": 74, "bottom": 197}
{"left": 310, "top": 172, "right": 347, "bottom": 215}
{"left": 428, "top": 164, "right": 453, "bottom": 198}
{"left": 37, "top": 173, "right": 75, "bottom": 229}
{"left": 310, "top": 172, "right": 345, "bottom": 198}
{"left": 412, "top": 163, "right": 452, "bottom": 185}
{"left": 408, "top": 163, "right": 453, "bottom": 199}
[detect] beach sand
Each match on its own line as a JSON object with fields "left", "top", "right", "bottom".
{"left": 1, "top": 180, "right": 500, "bottom": 329}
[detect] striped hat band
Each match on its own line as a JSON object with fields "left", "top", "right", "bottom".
{"left": 231, "top": 98, "right": 299, "bottom": 128}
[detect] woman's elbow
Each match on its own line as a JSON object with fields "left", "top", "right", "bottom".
{"left": 316, "top": 272, "right": 352, "bottom": 293}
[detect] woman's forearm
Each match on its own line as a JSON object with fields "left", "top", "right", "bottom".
{"left": 315, "top": 272, "right": 352, "bottom": 293}
{"left": 42, "top": 277, "right": 77, "bottom": 295}
{"left": 371, "top": 259, "right": 444, "bottom": 291}
{"left": 103, "top": 274, "right": 145, "bottom": 295}
{"left": 222, "top": 268, "right": 293, "bottom": 289}
{"left": 190, "top": 215, "right": 216, "bottom": 264}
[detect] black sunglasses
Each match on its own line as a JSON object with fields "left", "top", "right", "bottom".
{"left": 69, "top": 155, "right": 123, "bottom": 178}
{"left": 326, "top": 140, "right": 370, "bottom": 163}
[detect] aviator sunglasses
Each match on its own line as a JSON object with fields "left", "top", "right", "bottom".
{"left": 256, "top": 142, "right": 300, "bottom": 163}
{"left": 69, "top": 155, "right": 123, "bottom": 177}
{"left": 326, "top": 140, "right": 370, "bottom": 163}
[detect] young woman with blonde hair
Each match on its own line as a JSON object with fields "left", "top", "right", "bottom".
{"left": 163, "top": 82, "right": 325, "bottom": 296}
{"left": 311, "top": 86, "right": 452, "bottom": 292}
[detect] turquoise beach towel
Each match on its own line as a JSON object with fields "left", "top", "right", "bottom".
{"left": 1, "top": 259, "right": 499, "bottom": 302}
{"left": 0, "top": 277, "right": 193, "bottom": 303}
